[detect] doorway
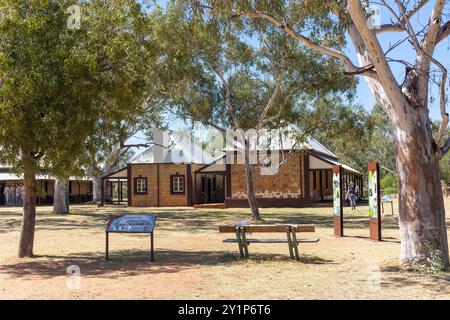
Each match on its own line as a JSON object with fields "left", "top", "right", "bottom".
{"left": 196, "top": 174, "right": 225, "bottom": 204}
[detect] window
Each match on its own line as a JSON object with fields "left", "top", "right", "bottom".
{"left": 171, "top": 175, "right": 185, "bottom": 194}
{"left": 134, "top": 177, "right": 147, "bottom": 194}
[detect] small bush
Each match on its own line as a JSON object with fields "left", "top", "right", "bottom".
{"left": 414, "top": 242, "right": 447, "bottom": 275}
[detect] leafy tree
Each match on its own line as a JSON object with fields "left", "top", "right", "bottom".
{"left": 381, "top": 173, "right": 398, "bottom": 194}
{"left": 153, "top": 1, "right": 355, "bottom": 219}
{"left": 207, "top": 0, "right": 450, "bottom": 265}
{"left": 86, "top": 100, "right": 163, "bottom": 204}
{"left": 440, "top": 153, "right": 450, "bottom": 184}
{"left": 0, "top": 0, "right": 154, "bottom": 257}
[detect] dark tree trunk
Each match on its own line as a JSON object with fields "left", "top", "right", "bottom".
{"left": 244, "top": 139, "right": 261, "bottom": 220}
{"left": 18, "top": 166, "right": 37, "bottom": 258}
{"left": 392, "top": 105, "right": 449, "bottom": 265}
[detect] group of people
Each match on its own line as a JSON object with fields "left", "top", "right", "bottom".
{"left": 3, "top": 185, "right": 25, "bottom": 206}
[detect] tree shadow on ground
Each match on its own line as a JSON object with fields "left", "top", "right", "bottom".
{"left": 261, "top": 212, "right": 400, "bottom": 230}
{"left": 0, "top": 249, "right": 334, "bottom": 280}
{"left": 375, "top": 265, "right": 450, "bottom": 294}
{"left": 347, "top": 235, "right": 400, "bottom": 243}
{"left": 7, "top": 206, "right": 450, "bottom": 236}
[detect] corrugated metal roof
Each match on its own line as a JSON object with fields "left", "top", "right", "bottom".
{"left": 0, "top": 172, "right": 52, "bottom": 181}
{"left": 311, "top": 153, "right": 361, "bottom": 174}
{"left": 0, "top": 168, "right": 90, "bottom": 181}
{"left": 131, "top": 136, "right": 215, "bottom": 165}
{"left": 223, "top": 127, "right": 338, "bottom": 159}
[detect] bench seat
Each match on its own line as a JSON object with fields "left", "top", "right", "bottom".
{"left": 223, "top": 238, "right": 319, "bottom": 244}
{"left": 219, "top": 223, "right": 319, "bottom": 260}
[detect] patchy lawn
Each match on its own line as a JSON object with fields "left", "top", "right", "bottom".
{"left": 1, "top": 199, "right": 450, "bottom": 299}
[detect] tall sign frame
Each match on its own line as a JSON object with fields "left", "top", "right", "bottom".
{"left": 368, "top": 162, "right": 382, "bottom": 241}
{"left": 332, "top": 165, "right": 343, "bottom": 237}
{"left": 105, "top": 214, "right": 157, "bottom": 261}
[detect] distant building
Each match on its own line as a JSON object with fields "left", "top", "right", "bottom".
{"left": 0, "top": 166, "right": 92, "bottom": 206}
{"left": 102, "top": 134, "right": 362, "bottom": 208}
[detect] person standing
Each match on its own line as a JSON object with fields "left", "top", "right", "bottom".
{"left": 346, "top": 181, "right": 358, "bottom": 211}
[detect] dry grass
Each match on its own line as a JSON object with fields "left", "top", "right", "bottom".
{"left": 1, "top": 199, "right": 450, "bottom": 299}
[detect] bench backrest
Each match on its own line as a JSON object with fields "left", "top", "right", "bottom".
{"left": 218, "top": 224, "right": 315, "bottom": 233}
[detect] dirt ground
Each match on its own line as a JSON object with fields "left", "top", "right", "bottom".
{"left": 1, "top": 198, "right": 450, "bottom": 300}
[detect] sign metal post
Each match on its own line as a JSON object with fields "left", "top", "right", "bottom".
{"left": 368, "top": 162, "right": 382, "bottom": 241}
{"left": 332, "top": 165, "right": 344, "bottom": 237}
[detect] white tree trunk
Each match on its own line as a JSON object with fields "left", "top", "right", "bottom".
{"left": 244, "top": 140, "right": 261, "bottom": 220}
{"left": 347, "top": 15, "right": 449, "bottom": 266}
{"left": 393, "top": 106, "right": 449, "bottom": 264}
{"left": 53, "top": 178, "right": 69, "bottom": 214}
{"left": 91, "top": 174, "right": 102, "bottom": 203}
{"left": 237, "top": 0, "right": 450, "bottom": 265}
{"left": 88, "top": 143, "right": 121, "bottom": 204}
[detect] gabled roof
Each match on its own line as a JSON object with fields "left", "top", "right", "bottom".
{"left": 309, "top": 153, "right": 361, "bottom": 174}
{"left": 224, "top": 135, "right": 337, "bottom": 159}
{"left": 130, "top": 128, "right": 338, "bottom": 166}
{"left": 0, "top": 165, "right": 90, "bottom": 181}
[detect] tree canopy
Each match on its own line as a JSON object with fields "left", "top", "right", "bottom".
{"left": 0, "top": 0, "right": 158, "bottom": 256}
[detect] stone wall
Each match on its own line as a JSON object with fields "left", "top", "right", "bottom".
{"left": 230, "top": 152, "right": 303, "bottom": 199}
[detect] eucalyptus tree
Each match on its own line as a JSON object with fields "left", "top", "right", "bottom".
{"left": 206, "top": 0, "right": 450, "bottom": 265}
{"left": 0, "top": 0, "right": 155, "bottom": 257}
{"left": 87, "top": 98, "right": 163, "bottom": 204}
{"left": 152, "top": 2, "right": 355, "bottom": 219}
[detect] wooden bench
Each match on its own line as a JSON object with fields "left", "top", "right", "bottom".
{"left": 219, "top": 223, "right": 319, "bottom": 260}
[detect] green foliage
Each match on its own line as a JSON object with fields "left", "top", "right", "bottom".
{"left": 380, "top": 173, "right": 398, "bottom": 195}
{"left": 152, "top": 1, "right": 356, "bottom": 133}
{"left": 380, "top": 173, "right": 397, "bottom": 190}
{"left": 440, "top": 152, "right": 450, "bottom": 184}
{"left": 0, "top": 0, "right": 156, "bottom": 178}
{"left": 414, "top": 241, "right": 448, "bottom": 274}
{"left": 316, "top": 103, "right": 395, "bottom": 177}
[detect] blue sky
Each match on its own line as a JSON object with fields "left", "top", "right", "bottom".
{"left": 129, "top": 1, "right": 449, "bottom": 150}
{"left": 348, "top": 1, "right": 449, "bottom": 120}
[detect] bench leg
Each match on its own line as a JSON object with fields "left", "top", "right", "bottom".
{"left": 105, "top": 231, "right": 109, "bottom": 260}
{"left": 286, "top": 230, "right": 295, "bottom": 260}
{"left": 241, "top": 230, "right": 249, "bottom": 259}
{"left": 291, "top": 230, "right": 300, "bottom": 261}
{"left": 235, "top": 229, "right": 245, "bottom": 259}
{"left": 150, "top": 232, "right": 154, "bottom": 262}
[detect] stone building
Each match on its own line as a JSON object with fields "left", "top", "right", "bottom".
{"left": 0, "top": 166, "right": 92, "bottom": 206}
{"left": 105, "top": 136, "right": 362, "bottom": 208}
